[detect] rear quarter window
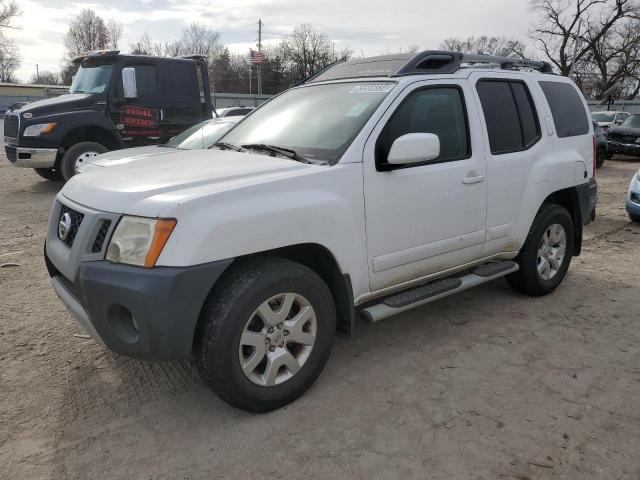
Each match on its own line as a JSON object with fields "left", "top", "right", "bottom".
{"left": 539, "top": 81, "right": 589, "bottom": 138}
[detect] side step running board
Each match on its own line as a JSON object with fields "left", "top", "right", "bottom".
{"left": 360, "top": 260, "right": 519, "bottom": 323}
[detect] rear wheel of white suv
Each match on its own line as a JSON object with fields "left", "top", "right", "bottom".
{"left": 194, "top": 257, "right": 336, "bottom": 412}
{"left": 507, "top": 204, "right": 574, "bottom": 296}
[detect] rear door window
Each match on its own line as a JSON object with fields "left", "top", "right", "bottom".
{"left": 539, "top": 81, "right": 589, "bottom": 138}
{"left": 476, "top": 79, "right": 540, "bottom": 154}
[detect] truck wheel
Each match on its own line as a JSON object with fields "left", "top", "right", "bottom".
{"left": 194, "top": 257, "right": 336, "bottom": 412}
{"left": 34, "top": 167, "right": 63, "bottom": 181}
{"left": 506, "top": 203, "right": 574, "bottom": 297}
{"left": 629, "top": 212, "right": 640, "bottom": 223}
{"left": 60, "top": 142, "right": 107, "bottom": 180}
{"left": 595, "top": 147, "right": 605, "bottom": 168}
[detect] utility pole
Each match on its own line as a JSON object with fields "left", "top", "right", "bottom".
{"left": 257, "top": 19, "right": 263, "bottom": 95}
{"left": 36, "top": 64, "right": 39, "bottom": 84}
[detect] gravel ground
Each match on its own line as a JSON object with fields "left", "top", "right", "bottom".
{"left": 1, "top": 135, "right": 639, "bottom": 479}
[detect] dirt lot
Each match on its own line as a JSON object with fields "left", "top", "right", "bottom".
{"left": 1, "top": 135, "right": 639, "bottom": 479}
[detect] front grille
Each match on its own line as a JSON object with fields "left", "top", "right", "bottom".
{"left": 59, "top": 205, "right": 84, "bottom": 247}
{"left": 91, "top": 220, "right": 112, "bottom": 253}
{"left": 4, "top": 113, "right": 18, "bottom": 139}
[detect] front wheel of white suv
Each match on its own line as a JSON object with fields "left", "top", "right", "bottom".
{"left": 194, "top": 257, "right": 336, "bottom": 412}
{"left": 506, "top": 203, "right": 575, "bottom": 296}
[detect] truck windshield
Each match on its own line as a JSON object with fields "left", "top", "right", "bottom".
{"left": 220, "top": 81, "right": 396, "bottom": 164}
{"left": 70, "top": 64, "right": 114, "bottom": 94}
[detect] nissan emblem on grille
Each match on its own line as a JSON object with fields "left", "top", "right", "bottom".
{"left": 58, "top": 213, "right": 72, "bottom": 241}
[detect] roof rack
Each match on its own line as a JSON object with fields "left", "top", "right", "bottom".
{"left": 72, "top": 50, "right": 120, "bottom": 64}
{"left": 307, "top": 50, "right": 554, "bottom": 83}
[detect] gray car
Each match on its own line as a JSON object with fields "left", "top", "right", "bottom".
{"left": 77, "top": 116, "right": 242, "bottom": 172}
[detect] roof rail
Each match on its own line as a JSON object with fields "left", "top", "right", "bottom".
{"left": 307, "top": 50, "right": 554, "bottom": 83}
{"left": 72, "top": 50, "right": 120, "bottom": 64}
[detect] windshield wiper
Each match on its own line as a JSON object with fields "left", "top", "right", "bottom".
{"left": 212, "top": 142, "right": 246, "bottom": 152}
{"left": 241, "top": 144, "right": 312, "bottom": 163}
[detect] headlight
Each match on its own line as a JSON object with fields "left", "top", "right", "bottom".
{"left": 23, "top": 123, "right": 57, "bottom": 137}
{"left": 106, "top": 216, "right": 177, "bottom": 267}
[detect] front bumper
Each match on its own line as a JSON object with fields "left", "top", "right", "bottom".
{"left": 5, "top": 144, "right": 58, "bottom": 168}
{"left": 607, "top": 140, "right": 640, "bottom": 157}
{"left": 46, "top": 253, "right": 233, "bottom": 360}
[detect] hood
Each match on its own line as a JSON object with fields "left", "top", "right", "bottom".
{"left": 608, "top": 126, "right": 640, "bottom": 137}
{"left": 15, "top": 93, "right": 98, "bottom": 119}
{"left": 85, "top": 145, "right": 174, "bottom": 167}
{"left": 61, "top": 149, "right": 311, "bottom": 217}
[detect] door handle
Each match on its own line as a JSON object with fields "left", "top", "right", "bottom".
{"left": 462, "top": 174, "right": 485, "bottom": 184}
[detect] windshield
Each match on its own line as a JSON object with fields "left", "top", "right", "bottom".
{"left": 221, "top": 82, "right": 395, "bottom": 163}
{"left": 70, "top": 63, "right": 114, "bottom": 94}
{"left": 621, "top": 114, "right": 640, "bottom": 128}
{"left": 165, "top": 121, "right": 236, "bottom": 149}
{"left": 591, "top": 112, "right": 615, "bottom": 123}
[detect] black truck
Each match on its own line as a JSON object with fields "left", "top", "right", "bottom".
{"left": 3, "top": 50, "right": 213, "bottom": 181}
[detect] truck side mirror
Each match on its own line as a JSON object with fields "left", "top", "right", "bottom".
{"left": 122, "top": 68, "right": 137, "bottom": 99}
{"left": 387, "top": 133, "right": 440, "bottom": 165}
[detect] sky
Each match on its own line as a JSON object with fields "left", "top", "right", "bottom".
{"left": 8, "top": 0, "right": 536, "bottom": 82}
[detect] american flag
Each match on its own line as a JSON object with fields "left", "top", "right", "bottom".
{"left": 250, "top": 49, "right": 265, "bottom": 64}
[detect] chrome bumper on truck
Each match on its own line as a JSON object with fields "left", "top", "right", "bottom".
{"left": 6, "top": 146, "right": 58, "bottom": 168}
{"left": 45, "top": 196, "right": 232, "bottom": 360}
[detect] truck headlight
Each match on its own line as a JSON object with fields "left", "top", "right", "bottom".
{"left": 106, "top": 216, "right": 177, "bottom": 267}
{"left": 23, "top": 123, "right": 58, "bottom": 137}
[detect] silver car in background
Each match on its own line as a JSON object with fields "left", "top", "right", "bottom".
{"left": 77, "top": 116, "right": 242, "bottom": 172}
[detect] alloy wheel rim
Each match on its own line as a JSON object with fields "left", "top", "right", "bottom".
{"left": 537, "top": 223, "right": 567, "bottom": 280}
{"left": 74, "top": 151, "right": 100, "bottom": 172}
{"left": 239, "top": 293, "right": 317, "bottom": 387}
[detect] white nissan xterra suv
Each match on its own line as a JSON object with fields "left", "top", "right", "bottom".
{"left": 45, "top": 51, "right": 598, "bottom": 412}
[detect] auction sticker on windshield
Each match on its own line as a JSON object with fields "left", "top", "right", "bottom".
{"left": 349, "top": 83, "right": 395, "bottom": 94}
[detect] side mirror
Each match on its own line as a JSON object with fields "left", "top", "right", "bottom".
{"left": 615, "top": 118, "right": 624, "bottom": 124}
{"left": 122, "top": 67, "right": 137, "bottom": 99}
{"left": 387, "top": 133, "right": 440, "bottom": 165}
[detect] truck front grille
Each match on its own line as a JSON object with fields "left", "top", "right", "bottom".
{"left": 4, "top": 113, "right": 19, "bottom": 139}
{"left": 59, "top": 205, "right": 84, "bottom": 247}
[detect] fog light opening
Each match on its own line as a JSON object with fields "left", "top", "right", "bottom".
{"left": 107, "top": 304, "right": 139, "bottom": 344}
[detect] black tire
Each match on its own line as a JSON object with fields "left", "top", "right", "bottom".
{"left": 60, "top": 141, "right": 108, "bottom": 180}
{"left": 34, "top": 167, "right": 63, "bottom": 181}
{"left": 194, "top": 257, "right": 336, "bottom": 412}
{"left": 506, "top": 204, "right": 575, "bottom": 297}
{"left": 595, "top": 147, "right": 605, "bottom": 168}
{"left": 629, "top": 212, "right": 640, "bottom": 223}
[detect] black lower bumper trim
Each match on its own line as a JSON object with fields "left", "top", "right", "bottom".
{"left": 52, "top": 258, "right": 234, "bottom": 361}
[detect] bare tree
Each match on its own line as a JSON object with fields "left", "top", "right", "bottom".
{"left": 531, "top": 0, "right": 639, "bottom": 76}
{"left": 0, "top": 0, "right": 20, "bottom": 82}
{"left": 29, "top": 70, "right": 60, "bottom": 85}
{"left": 0, "top": 39, "right": 19, "bottom": 82}
{"left": 129, "top": 33, "right": 163, "bottom": 56}
{"left": 440, "top": 36, "right": 529, "bottom": 58}
{"left": 280, "top": 24, "right": 348, "bottom": 79}
{"left": 64, "top": 9, "right": 109, "bottom": 59}
{"left": 172, "top": 23, "right": 222, "bottom": 60}
{"left": 578, "top": 17, "right": 640, "bottom": 98}
{"left": 106, "top": 18, "right": 124, "bottom": 50}
{"left": 0, "top": 0, "right": 19, "bottom": 29}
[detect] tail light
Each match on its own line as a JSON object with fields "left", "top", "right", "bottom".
{"left": 592, "top": 135, "right": 596, "bottom": 177}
